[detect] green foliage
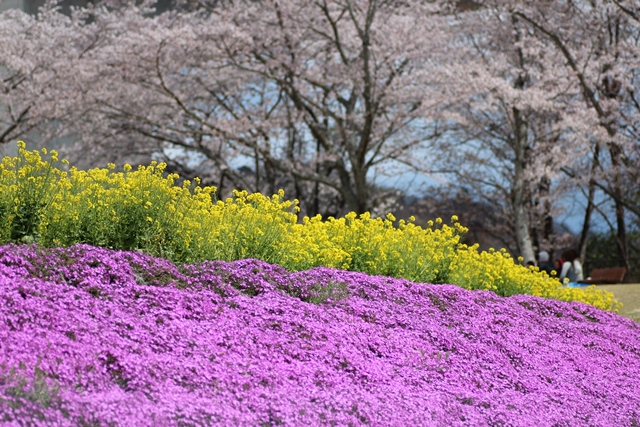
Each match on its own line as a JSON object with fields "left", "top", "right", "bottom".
{"left": 306, "top": 281, "right": 351, "bottom": 305}
{"left": 1, "top": 359, "right": 61, "bottom": 410}
{"left": 586, "top": 229, "right": 640, "bottom": 282}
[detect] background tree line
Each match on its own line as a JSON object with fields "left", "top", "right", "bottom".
{"left": 0, "top": 0, "right": 638, "bottom": 279}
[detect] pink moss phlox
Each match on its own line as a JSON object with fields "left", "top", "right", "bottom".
{"left": 0, "top": 244, "right": 639, "bottom": 426}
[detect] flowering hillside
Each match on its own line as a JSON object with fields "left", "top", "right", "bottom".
{"left": 0, "top": 144, "right": 620, "bottom": 310}
{"left": 1, "top": 244, "right": 638, "bottom": 426}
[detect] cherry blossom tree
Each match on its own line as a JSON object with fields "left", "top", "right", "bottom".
{"left": 0, "top": 0, "right": 457, "bottom": 215}
{"left": 2, "top": 0, "right": 639, "bottom": 266}
{"left": 504, "top": 0, "right": 640, "bottom": 270}
{"left": 435, "top": 2, "right": 583, "bottom": 263}
{"left": 439, "top": 0, "right": 640, "bottom": 267}
{"left": 0, "top": 5, "right": 76, "bottom": 146}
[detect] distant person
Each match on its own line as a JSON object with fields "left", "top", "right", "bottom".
{"left": 538, "top": 251, "right": 554, "bottom": 275}
{"left": 559, "top": 249, "right": 584, "bottom": 284}
{"left": 554, "top": 257, "right": 564, "bottom": 274}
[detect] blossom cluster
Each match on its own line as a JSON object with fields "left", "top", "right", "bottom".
{"left": 0, "top": 243, "right": 638, "bottom": 426}
{"left": 0, "top": 144, "right": 619, "bottom": 310}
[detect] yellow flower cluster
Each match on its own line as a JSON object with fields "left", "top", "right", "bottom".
{"left": 448, "top": 245, "right": 622, "bottom": 311}
{"left": 188, "top": 189, "right": 298, "bottom": 264}
{"left": 37, "top": 160, "right": 221, "bottom": 260}
{"left": 279, "top": 212, "right": 467, "bottom": 284}
{"left": 0, "top": 141, "right": 68, "bottom": 243}
{"left": 0, "top": 143, "right": 298, "bottom": 264}
{"left": 0, "top": 142, "right": 620, "bottom": 312}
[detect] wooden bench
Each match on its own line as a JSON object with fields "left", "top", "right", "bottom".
{"left": 580, "top": 267, "right": 627, "bottom": 284}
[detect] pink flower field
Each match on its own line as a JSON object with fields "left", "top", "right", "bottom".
{"left": 0, "top": 244, "right": 639, "bottom": 426}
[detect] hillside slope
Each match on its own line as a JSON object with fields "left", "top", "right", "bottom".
{"left": 1, "top": 244, "right": 639, "bottom": 426}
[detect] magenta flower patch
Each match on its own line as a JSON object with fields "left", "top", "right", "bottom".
{"left": 0, "top": 244, "right": 639, "bottom": 426}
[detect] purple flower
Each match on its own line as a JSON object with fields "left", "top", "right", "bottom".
{"left": 0, "top": 243, "right": 638, "bottom": 426}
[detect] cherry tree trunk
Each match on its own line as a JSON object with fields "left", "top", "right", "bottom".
{"left": 513, "top": 107, "right": 536, "bottom": 264}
